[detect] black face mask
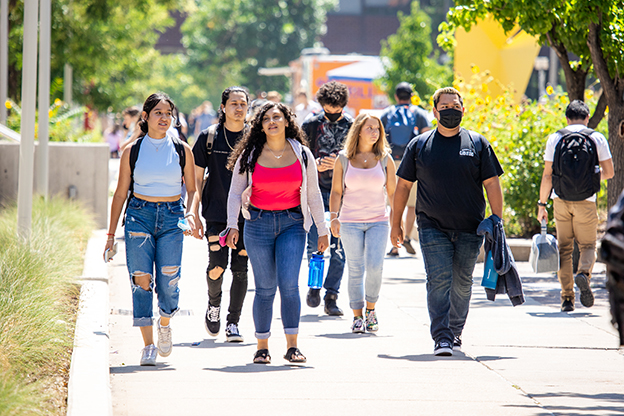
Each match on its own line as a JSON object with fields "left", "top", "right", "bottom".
{"left": 325, "top": 111, "right": 342, "bottom": 123}
{"left": 438, "top": 108, "right": 463, "bottom": 129}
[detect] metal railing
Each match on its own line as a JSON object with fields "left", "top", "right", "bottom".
{"left": 0, "top": 122, "right": 20, "bottom": 142}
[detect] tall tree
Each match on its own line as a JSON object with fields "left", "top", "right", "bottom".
{"left": 7, "top": 0, "right": 180, "bottom": 111}
{"left": 438, "top": 1, "right": 624, "bottom": 207}
{"left": 181, "top": 0, "right": 337, "bottom": 96}
{"left": 379, "top": 0, "right": 452, "bottom": 101}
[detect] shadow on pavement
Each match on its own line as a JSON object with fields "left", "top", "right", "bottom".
{"left": 174, "top": 340, "right": 254, "bottom": 349}
{"left": 377, "top": 353, "right": 474, "bottom": 362}
{"left": 527, "top": 311, "right": 598, "bottom": 318}
{"left": 315, "top": 332, "right": 392, "bottom": 339}
{"left": 110, "top": 364, "right": 174, "bottom": 374}
{"left": 506, "top": 391, "right": 624, "bottom": 415}
{"left": 384, "top": 277, "right": 426, "bottom": 285}
{"left": 204, "top": 363, "right": 313, "bottom": 373}
{"left": 300, "top": 314, "right": 344, "bottom": 323}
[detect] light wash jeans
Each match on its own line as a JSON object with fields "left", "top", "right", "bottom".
{"left": 418, "top": 227, "right": 483, "bottom": 343}
{"left": 244, "top": 207, "right": 306, "bottom": 339}
{"left": 124, "top": 197, "right": 184, "bottom": 327}
{"left": 340, "top": 221, "right": 389, "bottom": 310}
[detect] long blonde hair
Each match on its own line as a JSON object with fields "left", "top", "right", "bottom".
{"left": 343, "top": 113, "right": 391, "bottom": 160}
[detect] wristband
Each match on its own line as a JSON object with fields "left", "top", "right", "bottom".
{"left": 330, "top": 218, "right": 340, "bottom": 223}
{"left": 537, "top": 201, "right": 547, "bottom": 207}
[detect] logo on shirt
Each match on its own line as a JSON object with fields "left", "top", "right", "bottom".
{"left": 459, "top": 149, "right": 475, "bottom": 157}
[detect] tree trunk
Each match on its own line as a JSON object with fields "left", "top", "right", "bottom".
{"left": 607, "top": 104, "right": 624, "bottom": 209}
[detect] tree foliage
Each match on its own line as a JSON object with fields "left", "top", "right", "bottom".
{"left": 438, "top": 1, "right": 624, "bottom": 207}
{"left": 8, "top": 0, "right": 181, "bottom": 111}
{"left": 379, "top": 0, "right": 452, "bottom": 101}
{"left": 181, "top": 0, "right": 337, "bottom": 96}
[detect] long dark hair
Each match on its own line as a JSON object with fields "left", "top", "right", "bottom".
{"left": 227, "top": 102, "right": 308, "bottom": 174}
{"left": 218, "top": 86, "right": 250, "bottom": 125}
{"left": 138, "top": 92, "right": 176, "bottom": 136}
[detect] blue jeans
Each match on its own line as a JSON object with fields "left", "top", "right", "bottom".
{"left": 418, "top": 227, "right": 483, "bottom": 343}
{"left": 340, "top": 221, "right": 389, "bottom": 310}
{"left": 306, "top": 190, "right": 345, "bottom": 296}
{"left": 125, "top": 197, "right": 184, "bottom": 327}
{"left": 244, "top": 208, "right": 307, "bottom": 339}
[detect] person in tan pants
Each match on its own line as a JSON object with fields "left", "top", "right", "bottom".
{"left": 537, "top": 100, "right": 614, "bottom": 312}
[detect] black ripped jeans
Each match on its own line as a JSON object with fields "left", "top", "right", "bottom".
{"left": 205, "top": 221, "right": 248, "bottom": 325}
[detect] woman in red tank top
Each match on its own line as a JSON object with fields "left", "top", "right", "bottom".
{"left": 225, "top": 102, "right": 329, "bottom": 364}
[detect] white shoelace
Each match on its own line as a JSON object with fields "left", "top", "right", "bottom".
{"left": 208, "top": 305, "right": 220, "bottom": 321}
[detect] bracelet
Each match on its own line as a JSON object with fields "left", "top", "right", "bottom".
{"left": 330, "top": 218, "right": 340, "bottom": 223}
{"left": 106, "top": 233, "right": 115, "bottom": 236}
{"left": 184, "top": 212, "right": 195, "bottom": 218}
{"left": 537, "top": 201, "right": 547, "bottom": 207}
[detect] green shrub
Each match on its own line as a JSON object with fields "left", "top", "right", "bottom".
{"left": 0, "top": 197, "right": 94, "bottom": 415}
{"left": 445, "top": 69, "right": 607, "bottom": 237}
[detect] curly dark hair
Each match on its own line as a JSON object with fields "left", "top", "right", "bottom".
{"left": 227, "top": 102, "right": 308, "bottom": 174}
{"left": 316, "top": 81, "right": 349, "bottom": 108}
{"left": 218, "top": 86, "right": 250, "bottom": 125}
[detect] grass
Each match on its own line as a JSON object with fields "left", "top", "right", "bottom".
{"left": 0, "top": 197, "right": 95, "bottom": 415}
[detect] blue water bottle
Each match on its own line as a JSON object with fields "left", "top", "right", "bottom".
{"left": 308, "top": 252, "right": 325, "bottom": 289}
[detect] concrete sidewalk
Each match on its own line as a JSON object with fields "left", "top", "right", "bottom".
{"left": 95, "top": 232, "right": 624, "bottom": 416}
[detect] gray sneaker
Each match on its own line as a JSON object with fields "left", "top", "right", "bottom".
{"left": 140, "top": 344, "right": 158, "bottom": 366}
{"left": 225, "top": 323, "right": 244, "bottom": 343}
{"left": 157, "top": 319, "right": 172, "bottom": 357}
{"left": 575, "top": 273, "right": 594, "bottom": 308}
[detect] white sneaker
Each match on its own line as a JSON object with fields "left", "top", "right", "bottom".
{"left": 140, "top": 344, "right": 158, "bottom": 366}
{"left": 225, "top": 323, "right": 244, "bottom": 343}
{"left": 157, "top": 319, "right": 172, "bottom": 357}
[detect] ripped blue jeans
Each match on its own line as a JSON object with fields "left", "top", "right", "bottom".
{"left": 125, "top": 197, "right": 184, "bottom": 327}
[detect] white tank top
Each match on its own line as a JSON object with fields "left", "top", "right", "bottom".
{"left": 339, "top": 160, "right": 388, "bottom": 223}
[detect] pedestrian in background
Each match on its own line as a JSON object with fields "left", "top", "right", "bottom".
{"left": 329, "top": 113, "right": 396, "bottom": 333}
{"left": 192, "top": 87, "right": 251, "bottom": 342}
{"left": 537, "top": 100, "right": 614, "bottom": 312}
{"left": 301, "top": 81, "right": 353, "bottom": 316}
{"left": 226, "top": 102, "right": 329, "bottom": 364}
{"left": 104, "top": 92, "right": 198, "bottom": 366}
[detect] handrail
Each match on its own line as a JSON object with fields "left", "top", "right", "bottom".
{"left": 0, "top": 123, "right": 20, "bottom": 142}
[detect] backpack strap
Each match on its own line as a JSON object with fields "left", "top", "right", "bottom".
{"left": 461, "top": 128, "right": 483, "bottom": 159}
{"left": 414, "top": 129, "right": 436, "bottom": 162}
{"left": 338, "top": 150, "right": 349, "bottom": 196}
{"left": 124, "top": 137, "right": 144, "bottom": 226}
{"left": 205, "top": 124, "right": 219, "bottom": 155}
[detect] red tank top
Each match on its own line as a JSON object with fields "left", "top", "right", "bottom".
{"left": 250, "top": 160, "right": 302, "bottom": 210}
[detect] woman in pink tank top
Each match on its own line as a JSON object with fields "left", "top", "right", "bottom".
{"left": 225, "top": 102, "right": 329, "bottom": 364}
{"left": 329, "top": 114, "right": 397, "bottom": 334}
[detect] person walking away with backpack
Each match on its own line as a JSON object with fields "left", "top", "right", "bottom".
{"left": 191, "top": 87, "right": 251, "bottom": 342}
{"left": 225, "top": 102, "right": 329, "bottom": 364}
{"left": 380, "top": 82, "right": 431, "bottom": 257}
{"left": 537, "top": 100, "right": 614, "bottom": 312}
{"left": 301, "top": 81, "right": 354, "bottom": 316}
{"left": 103, "top": 92, "right": 198, "bottom": 366}
{"left": 390, "top": 87, "right": 504, "bottom": 356}
{"left": 329, "top": 114, "right": 397, "bottom": 333}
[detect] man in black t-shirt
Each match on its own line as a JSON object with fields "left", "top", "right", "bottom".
{"left": 301, "top": 81, "right": 353, "bottom": 316}
{"left": 192, "top": 87, "right": 250, "bottom": 343}
{"left": 391, "top": 87, "right": 504, "bottom": 357}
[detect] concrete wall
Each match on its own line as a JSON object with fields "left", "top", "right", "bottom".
{"left": 0, "top": 141, "right": 109, "bottom": 228}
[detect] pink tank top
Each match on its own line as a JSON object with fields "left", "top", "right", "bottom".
{"left": 339, "top": 160, "right": 389, "bottom": 223}
{"left": 250, "top": 160, "right": 302, "bottom": 210}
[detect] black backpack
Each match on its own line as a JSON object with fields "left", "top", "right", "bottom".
{"left": 414, "top": 128, "right": 482, "bottom": 163}
{"left": 552, "top": 128, "right": 600, "bottom": 201}
{"left": 122, "top": 135, "right": 186, "bottom": 224}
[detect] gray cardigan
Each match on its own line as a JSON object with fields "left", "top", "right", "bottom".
{"left": 226, "top": 138, "right": 330, "bottom": 236}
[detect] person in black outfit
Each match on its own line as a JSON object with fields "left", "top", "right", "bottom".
{"left": 391, "top": 87, "right": 504, "bottom": 356}
{"left": 301, "top": 81, "right": 353, "bottom": 316}
{"left": 192, "top": 87, "right": 250, "bottom": 342}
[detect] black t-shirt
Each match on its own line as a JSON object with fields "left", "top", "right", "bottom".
{"left": 192, "top": 124, "right": 245, "bottom": 223}
{"left": 301, "top": 111, "right": 354, "bottom": 193}
{"left": 396, "top": 129, "right": 503, "bottom": 233}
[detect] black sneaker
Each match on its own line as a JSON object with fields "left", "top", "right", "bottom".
{"left": 225, "top": 323, "right": 244, "bottom": 343}
{"left": 306, "top": 288, "right": 321, "bottom": 308}
{"left": 434, "top": 340, "right": 453, "bottom": 356}
{"left": 324, "top": 294, "right": 343, "bottom": 316}
{"left": 561, "top": 297, "right": 575, "bottom": 312}
{"left": 403, "top": 237, "right": 416, "bottom": 255}
{"left": 575, "top": 273, "right": 594, "bottom": 308}
{"left": 453, "top": 334, "right": 462, "bottom": 352}
{"left": 204, "top": 304, "right": 221, "bottom": 336}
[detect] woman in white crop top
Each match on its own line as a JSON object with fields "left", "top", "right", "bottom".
{"left": 329, "top": 113, "right": 397, "bottom": 334}
{"left": 104, "top": 92, "right": 198, "bottom": 366}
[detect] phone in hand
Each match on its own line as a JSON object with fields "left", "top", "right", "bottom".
{"left": 104, "top": 242, "right": 118, "bottom": 263}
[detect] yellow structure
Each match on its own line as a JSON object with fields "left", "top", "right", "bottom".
{"left": 455, "top": 16, "right": 541, "bottom": 103}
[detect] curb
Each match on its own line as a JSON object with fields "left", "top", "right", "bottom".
{"left": 66, "top": 230, "right": 112, "bottom": 416}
